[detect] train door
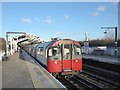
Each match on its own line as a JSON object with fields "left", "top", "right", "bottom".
{"left": 72, "top": 44, "right": 82, "bottom": 70}
{"left": 62, "top": 44, "right": 72, "bottom": 71}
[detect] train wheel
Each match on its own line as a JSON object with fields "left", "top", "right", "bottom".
{"left": 52, "top": 73, "right": 59, "bottom": 78}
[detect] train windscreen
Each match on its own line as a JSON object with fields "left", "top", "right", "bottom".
{"left": 48, "top": 46, "right": 61, "bottom": 60}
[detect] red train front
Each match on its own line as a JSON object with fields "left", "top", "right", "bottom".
{"left": 47, "top": 39, "right": 82, "bottom": 75}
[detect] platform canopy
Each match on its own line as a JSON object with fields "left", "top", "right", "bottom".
{"left": 16, "top": 33, "right": 43, "bottom": 46}
{"left": 7, "top": 32, "right": 43, "bottom": 46}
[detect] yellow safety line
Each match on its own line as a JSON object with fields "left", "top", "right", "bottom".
{"left": 35, "top": 65, "right": 58, "bottom": 88}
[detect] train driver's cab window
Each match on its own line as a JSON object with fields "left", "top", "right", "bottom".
{"left": 73, "top": 45, "right": 81, "bottom": 55}
{"left": 48, "top": 47, "right": 59, "bottom": 57}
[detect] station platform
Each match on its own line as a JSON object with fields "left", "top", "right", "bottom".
{"left": 2, "top": 50, "right": 66, "bottom": 89}
{"left": 82, "top": 54, "right": 119, "bottom": 65}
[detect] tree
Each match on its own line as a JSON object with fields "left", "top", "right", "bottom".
{"left": 79, "top": 39, "right": 114, "bottom": 47}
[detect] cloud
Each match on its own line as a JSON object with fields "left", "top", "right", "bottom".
{"left": 43, "top": 16, "right": 52, "bottom": 24}
{"left": 21, "top": 18, "right": 32, "bottom": 24}
{"left": 96, "top": 6, "right": 107, "bottom": 12}
{"left": 92, "top": 12, "right": 99, "bottom": 16}
{"left": 64, "top": 15, "right": 69, "bottom": 19}
{"left": 92, "top": 6, "right": 107, "bottom": 16}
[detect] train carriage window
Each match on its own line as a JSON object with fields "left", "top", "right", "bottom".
{"left": 40, "top": 48, "right": 44, "bottom": 56}
{"left": 31, "top": 48, "right": 33, "bottom": 52}
{"left": 63, "top": 44, "right": 70, "bottom": 59}
{"left": 63, "top": 44, "right": 70, "bottom": 56}
{"left": 29, "top": 48, "right": 31, "bottom": 52}
{"left": 37, "top": 47, "right": 44, "bottom": 56}
{"left": 33, "top": 49, "right": 34, "bottom": 52}
{"left": 73, "top": 45, "right": 81, "bottom": 55}
{"left": 37, "top": 48, "right": 40, "bottom": 55}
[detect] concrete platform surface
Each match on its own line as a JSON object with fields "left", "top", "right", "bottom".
{"left": 82, "top": 54, "right": 119, "bottom": 64}
{"left": 2, "top": 52, "right": 34, "bottom": 88}
{"left": 2, "top": 51, "right": 66, "bottom": 89}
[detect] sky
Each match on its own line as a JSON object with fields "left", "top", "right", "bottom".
{"left": 118, "top": 2, "right": 120, "bottom": 39}
{"left": 1, "top": 2, "right": 118, "bottom": 41}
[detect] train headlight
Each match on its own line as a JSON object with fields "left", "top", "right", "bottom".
{"left": 54, "top": 61, "right": 57, "bottom": 64}
{"left": 75, "top": 60, "right": 78, "bottom": 62}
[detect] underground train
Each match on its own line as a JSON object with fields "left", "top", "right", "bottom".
{"left": 23, "top": 39, "right": 82, "bottom": 76}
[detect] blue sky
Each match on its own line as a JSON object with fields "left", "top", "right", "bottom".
{"left": 2, "top": 2, "right": 118, "bottom": 41}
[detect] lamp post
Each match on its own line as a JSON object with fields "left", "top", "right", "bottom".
{"left": 101, "top": 27, "right": 117, "bottom": 56}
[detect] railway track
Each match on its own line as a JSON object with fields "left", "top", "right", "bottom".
{"left": 57, "top": 63, "right": 120, "bottom": 89}
{"left": 56, "top": 62, "right": 120, "bottom": 89}
{"left": 57, "top": 76, "right": 79, "bottom": 89}
{"left": 57, "top": 75, "right": 97, "bottom": 90}
{"left": 82, "top": 58, "right": 120, "bottom": 73}
{"left": 57, "top": 70, "right": 119, "bottom": 90}
{"left": 73, "top": 75, "right": 102, "bottom": 90}
{"left": 83, "top": 64, "right": 120, "bottom": 84}
{"left": 77, "top": 71, "right": 119, "bottom": 89}
{"left": 57, "top": 74, "right": 109, "bottom": 90}
{"left": 82, "top": 71, "right": 120, "bottom": 88}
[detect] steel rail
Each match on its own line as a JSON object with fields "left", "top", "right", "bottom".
{"left": 74, "top": 75, "right": 103, "bottom": 90}
{"left": 83, "top": 64, "right": 120, "bottom": 83}
{"left": 82, "top": 70, "right": 120, "bottom": 88}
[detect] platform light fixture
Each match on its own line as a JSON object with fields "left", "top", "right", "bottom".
{"left": 101, "top": 27, "right": 117, "bottom": 56}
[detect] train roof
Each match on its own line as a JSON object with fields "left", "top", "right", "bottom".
{"left": 51, "top": 39, "right": 80, "bottom": 47}
{"left": 25, "top": 39, "right": 80, "bottom": 49}
{"left": 36, "top": 41, "right": 55, "bottom": 48}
